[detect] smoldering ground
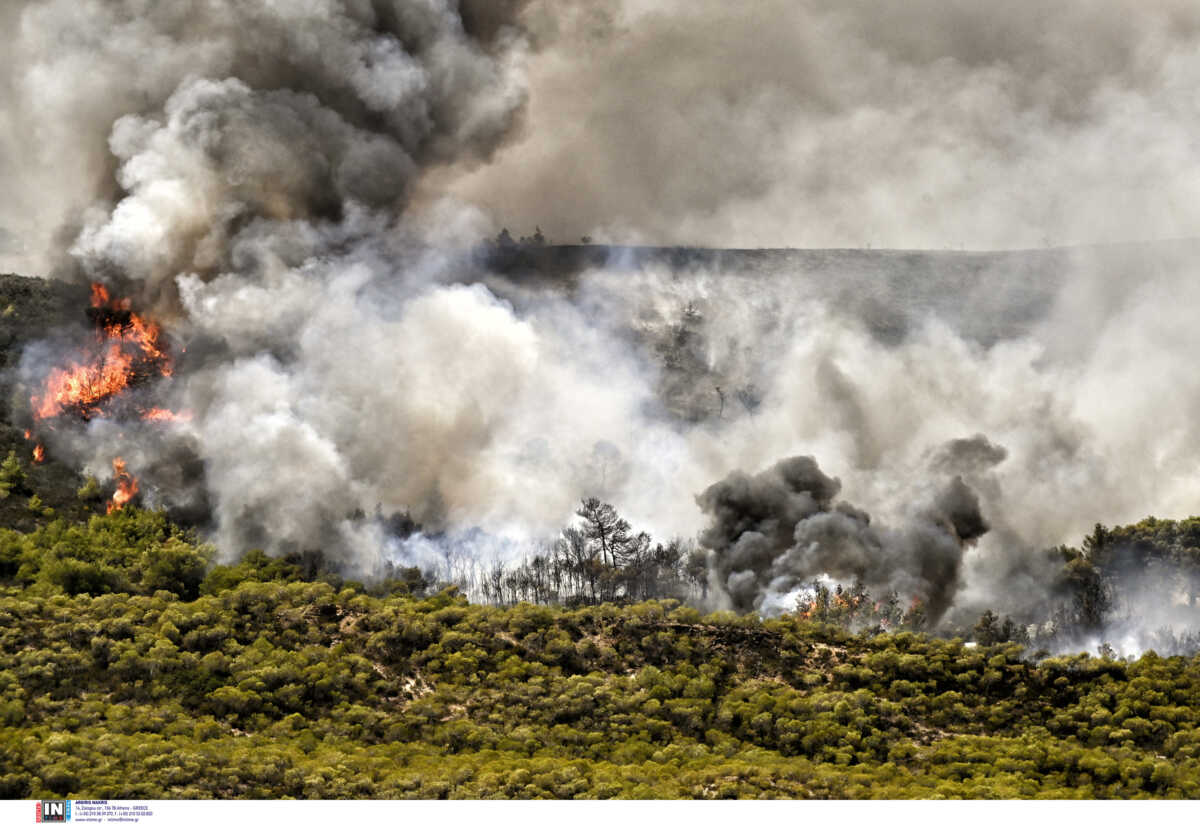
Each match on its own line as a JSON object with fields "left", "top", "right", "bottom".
{"left": 3, "top": 2, "right": 1200, "bottom": 648}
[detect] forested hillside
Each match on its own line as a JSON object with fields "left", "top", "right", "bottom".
{"left": 2, "top": 266, "right": 1200, "bottom": 798}
{"left": 7, "top": 0, "right": 1200, "bottom": 802}
{"left": 3, "top": 507, "right": 1200, "bottom": 799}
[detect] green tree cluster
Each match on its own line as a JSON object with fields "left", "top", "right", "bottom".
{"left": 3, "top": 508, "right": 1200, "bottom": 798}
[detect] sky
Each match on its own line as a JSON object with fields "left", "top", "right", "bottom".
{"left": 424, "top": 0, "right": 1200, "bottom": 250}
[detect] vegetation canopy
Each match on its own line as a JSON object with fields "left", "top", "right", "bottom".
{"left": 2, "top": 502, "right": 1200, "bottom": 799}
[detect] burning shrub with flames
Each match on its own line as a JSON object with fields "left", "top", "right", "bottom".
{"left": 32, "top": 284, "right": 173, "bottom": 423}
{"left": 107, "top": 458, "right": 139, "bottom": 514}
{"left": 27, "top": 283, "right": 188, "bottom": 512}
{"left": 794, "top": 581, "right": 928, "bottom": 632}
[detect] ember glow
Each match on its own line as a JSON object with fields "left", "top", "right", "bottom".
{"left": 140, "top": 408, "right": 193, "bottom": 424}
{"left": 91, "top": 282, "right": 126, "bottom": 311}
{"left": 31, "top": 283, "right": 175, "bottom": 423}
{"left": 107, "top": 458, "right": 138, "bottom": 513}
{"left": 32, "top": 444, "right": 44, "bottom": 464}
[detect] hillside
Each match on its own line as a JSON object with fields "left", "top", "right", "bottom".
{"left": 473, "top": 238, "right": 1200, "bottom": 346}
{"left": 0, "top": 273, "right": 109, "bottom": 529}
{"left": 0, "top": 248, "right": 1087, "bottom": 529}
{"left": 2, "top": 508, "right": 1200, "bottom": 799}
{"left": 2, "top": 258, "right": 1200, "bottom": 799}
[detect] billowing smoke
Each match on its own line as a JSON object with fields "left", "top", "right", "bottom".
{"left": 696, "top": 456, "right": 988, "bottom": 621}
{"left": 930, "top": 435, "right": 1008, "bottom": 477}
{"left": 441, "top": 0, "right": 1200, "bottom": 250}
{"left": 0, "top": 0, "right": 529, "bottom": 281}
{"left": 3, "top": 1, "right": 1200, "bottom": 651}
{"left": 5, "top": 0, "right": 537, "bottom": 571}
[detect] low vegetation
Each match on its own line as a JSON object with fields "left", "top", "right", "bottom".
{"left": 2, "top": 508, "right": 1200, "bottom": 798}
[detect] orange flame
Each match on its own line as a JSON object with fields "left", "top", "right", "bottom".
{"left": 107, "top": 458, "right": 138, "bottom": 513}
{"left": 33, "top": 344, "right": 135, "bottom": 421}
{"left": 30, "top": 285, "right": 189, "bottom": 513}
{"left": 32, "top": 283, "right": 173, "bottom": 422}
{"left": 140, "top": 407, "right": 192, "bottom": 423}
{"left": 91, "top": 283, "right": 130, "bottom": 311}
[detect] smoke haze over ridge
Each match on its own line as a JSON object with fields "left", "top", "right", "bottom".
{"left": 435, "top": 0, "right": 1200, "bottom": 250}
{"left": 1, "top": 1, "right": 1200, "bottom": 642}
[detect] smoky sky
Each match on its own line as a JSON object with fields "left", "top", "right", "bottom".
{"left": 6, "top": 0, "right": 1200, "bottom": 271}
{"left": 430, "top": 0, "right": 1200, "bottom": 250}
{"left": 0, "top": 0, "right": 530, "bottom": 281}
{"left": 4, "top": 1, "right": 1200, "bottom": 647}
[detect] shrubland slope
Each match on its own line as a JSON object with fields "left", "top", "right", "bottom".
{"left": 1, "top": 508, "right": 1200, "bottom": 799}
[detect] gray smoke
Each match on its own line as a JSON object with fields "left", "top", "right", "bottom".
{"left": 697, "top": 456, "right": 989, "bottom": 621}
{"left": 440, "top": 0, "right": 1200, "bottom": 250}
{"left": 1, "top": 0, "right": 528, "bottom": 286}
{"left": 4, "top": 0, "right": 534, "bottom": 570}
{"left": 4, "top": 1, "right": 1200, "bottom": 650}
{"left": 930, "top": 435, "right": 1009, "bottom": 477}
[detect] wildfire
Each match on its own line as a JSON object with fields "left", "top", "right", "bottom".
{"left": 91, "top": 282, "right": 127, "bottom": 311}
{"left": 141, "top": 407, "right": 193, "bottom": 423}
{"left": 31, "top": 282, "right": 174, "bottom": 422}
{"left": 24, "top": 284, "right": 192, "bottom": 515}
{"left": 107, "top": 458, "right": 138, "bottom": 513}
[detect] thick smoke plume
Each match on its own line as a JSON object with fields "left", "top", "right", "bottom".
{"left": 2, "top": 1, "right": 1200, "bottom": 652}
{"left": 697, "top": 456, "right": 988, "bottom": 621}
{"left": 6, "top": 0, "right": 535, "bottom": 569}
{"left": 36, "top": 1, "right": 525, "bottom": 303}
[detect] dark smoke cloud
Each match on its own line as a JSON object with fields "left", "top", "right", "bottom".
{"left": 697, "top": 455, "right": 990, "bottom": 622}
{"left": 696, "top": 456, "right": 842, "bottom": 554}
{"left": 0, "top": 0, "right": 529, "bottom": 282}
{"left": 459, "top": 0, "right": 534, "bottom": 45}
{"left": 931, "top": 434, "right": 1009, "bottom": 476}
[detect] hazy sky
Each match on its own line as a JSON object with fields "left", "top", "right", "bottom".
{"left": 425, "top": 0, "right": 1200, "bottom": 250}
{"left": 4, "top": 0, "right": 1200, "bottom": 265}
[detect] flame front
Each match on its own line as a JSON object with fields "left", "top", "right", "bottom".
{"left": 33, "top": 344, "right": 136, "bottom": 421}
{"left": 26, "top": 284, "right": 191, "bottom": 515}
{"left": 141, "top": 408, "right": 193, "bottom": 423}
{"left": 107, "top": 458, "right": 138, "bottom": 513}
{"left": 31, "top": 283, "right": 173, "bottom": 423}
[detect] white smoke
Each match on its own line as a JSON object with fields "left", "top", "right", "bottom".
{"left": 4, "top": 0, "right": 1200, "bottom": 648}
